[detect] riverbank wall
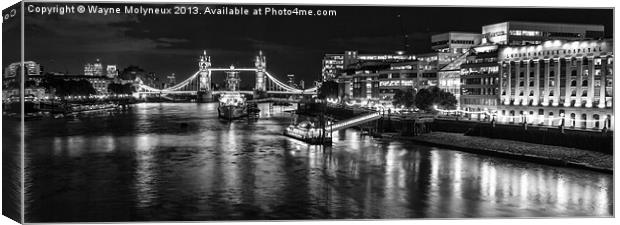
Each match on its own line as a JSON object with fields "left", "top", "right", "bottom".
{"left": 432, "top": 119, "right": 613, "bottom": 154}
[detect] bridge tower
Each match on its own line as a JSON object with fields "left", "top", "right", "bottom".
{"left": 254, "top": 50, "right": 267, "bottom": 91}
{"left": 198, "top": 50, "right": 213, "bottom": 102}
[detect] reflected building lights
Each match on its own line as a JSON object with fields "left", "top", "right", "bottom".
{"left": 556, "top": 177, "right": 568, "bottom": 207}
{"left": 430, "top": 151, "right": 440, "bottom": 192}
{"left": 480, "top": 162, "right": 489, "bottom": 198}
{"left": 489, "top": 166, "right": 497, "bottom": 198}
{"left": 134, "top": 135, "right": 157, "bottom": 209}
{"left": 53, "top": 137, "right": 64, "bottom": 156}
{"left": 67, "top": 136, "right": 85, "bottom": 157}
{"left": 520, "top": 172, "right": 528, "bottom": 203}
{"left": 453, "top": 153, "right": 463, "bottom": 195}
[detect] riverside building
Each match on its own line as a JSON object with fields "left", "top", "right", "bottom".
{"left": 431, "top": 32, "right": 481, "bottom": 53}
{"left": 481, "top": 21, "right": 605, "bottom": 45}
{"left": 322, "top": 51, "right": 415, "bottom": 81}
{"left": 337, "top": 52, "right": 458, "bottom": 105}
{"left": 459, "top": 44, "right": 501, "bottom": 117}
{"left": 458, "top": 21, "right": 606, "bottom": 119}
{"left": 497, "top": 39, "right": 613, "bottom": 130}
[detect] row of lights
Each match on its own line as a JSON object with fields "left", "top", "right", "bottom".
{"left": 434, "top": 105, "right": 606, "bottom": 124}
{"left": 327, "top": 98, "right": 409, "bottom": 112}
{"left": 44, "top": 94, "right": 132, "bottom": 100}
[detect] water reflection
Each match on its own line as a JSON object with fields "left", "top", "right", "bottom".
{"left": 23, "top": 103, "right": 612, "bottom": 222}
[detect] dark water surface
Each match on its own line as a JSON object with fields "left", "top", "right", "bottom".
{"left": 23, "top": 103, "right": 613, "bottom": 222}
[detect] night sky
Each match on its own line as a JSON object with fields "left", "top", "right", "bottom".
{"left": 6, "top": 3, "right": 613, "bottom": 85}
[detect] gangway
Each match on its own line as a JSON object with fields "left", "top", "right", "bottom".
{"left": 330, "top": 112, "right": 383, "bottom": 131}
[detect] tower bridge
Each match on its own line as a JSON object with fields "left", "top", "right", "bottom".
{"left": 136, "top": 50, "right": 318, "bottom": 100}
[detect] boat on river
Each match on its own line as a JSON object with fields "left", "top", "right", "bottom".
{"left": 217, "top": 92, "right": 248, "bottom": 120}
{"left": 284, "top": 120, "right": 332, "bottom": 145}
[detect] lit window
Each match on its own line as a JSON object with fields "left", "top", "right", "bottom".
{"left": 594, "top": 58, "right": 602, "bottom": 65}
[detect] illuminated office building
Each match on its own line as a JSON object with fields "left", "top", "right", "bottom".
{"left": 459, "top": 45, "right": 501, "bottom": 115}
{"left": 4, "top": 61, "right": 41, "bottom": 78}
{"left": 106, "top": 65, "right": 118, "bottom": 78}
{"left": 432, "top": 32, "right": 481, "bottom": 105}
{"left": 84, "top": 59, "right": 104, "bottom": 76}
{"left": 431, "top": 32, "right": 481, "bottom": 53}
{"left": 322, "top": 54, "right": 345, "bottom": 81}
{"left": 337, "top": 52, "right": 457, "bottom": 104}
{"left": 438, "top": 53, "right": 469, "bottom": 105}
{"left": 322, "top": 51, "right": 416, "bottom": 81}
{"left": 481, "top": 21, "right": 605, "bottom": 45}
{"left": 497, "top": 39, "right": 613, "bottom": 130}
{"left": 167, "top": 73, "right": 177, "bottom": 87}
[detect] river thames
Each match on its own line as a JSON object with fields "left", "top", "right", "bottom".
{"left": 21, "top": 103, "right": 612, "bottom": 222}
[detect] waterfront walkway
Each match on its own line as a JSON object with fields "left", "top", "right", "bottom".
{"left": 383, "top": 131, "right": 613, "bottom": 173}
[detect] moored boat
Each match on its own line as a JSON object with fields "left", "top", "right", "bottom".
{"left": 283, "top": 120, "right": 332, "bottom": 145}
{"left": 217, "top": 92, "right": 248, "bottom": 120}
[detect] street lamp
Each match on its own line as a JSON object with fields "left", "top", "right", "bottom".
{"left": 560, "top": 112, "right": 565, "bottom": 133}
{"left": 522, "top": 113, "right": 528, "bottom": 130}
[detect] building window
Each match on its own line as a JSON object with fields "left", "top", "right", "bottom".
{"left": 570, "top": 80, "right": 577, "bottom": 86}
{"left": 594, "top": 58, "right": 602, "bottom": 66}
{"left": 582, "top": 80, "right": 588, "bottom": 86}
{"left": 593, "top": 114, "right": 600, "bottom": 129}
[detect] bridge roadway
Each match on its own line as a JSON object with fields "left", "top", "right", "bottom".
{"left": 136, "top": 90, "right": 315, "bottom": 95}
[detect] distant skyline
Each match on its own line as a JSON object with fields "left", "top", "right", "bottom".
{"left": 3, "top": 3, "right": 613, "bottom": 85}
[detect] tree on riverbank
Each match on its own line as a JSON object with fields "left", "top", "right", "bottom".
{"left": 317, "top": 81, "right": 339, "bottom": 99}
{"left": 414, "top": 86, "right": 457, "bottom": 111}
{"left": 39, "top": 76, "right": 97, "bottom": 98}
{"left": 392, "top": 89, "right": 416, "bottom": 108}
{"left": 107, "top": 83, "right": 135, "bottom": 95}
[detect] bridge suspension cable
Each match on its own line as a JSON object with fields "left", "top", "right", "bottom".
{"left": 137, "top": 68, "right": 317, "bottom": 94}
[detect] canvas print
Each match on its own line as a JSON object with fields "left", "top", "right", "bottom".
{"left": 1, "top": 1, "right": 614, "bottom": 223}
